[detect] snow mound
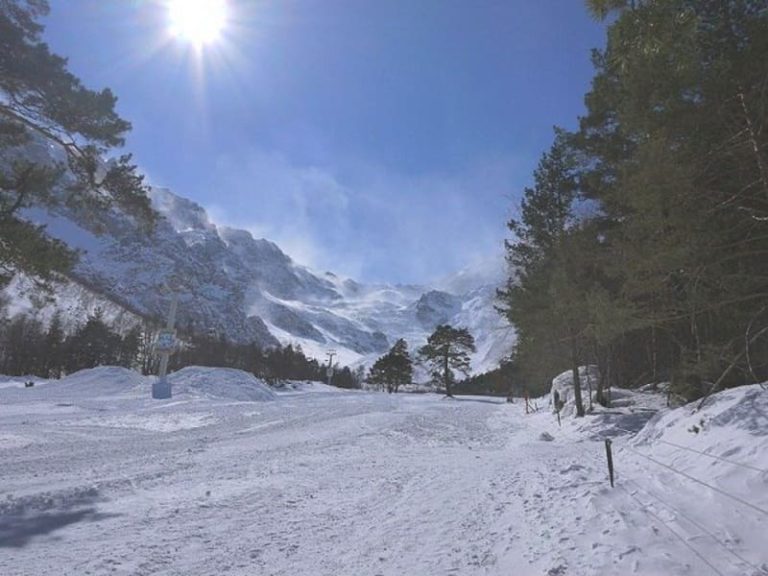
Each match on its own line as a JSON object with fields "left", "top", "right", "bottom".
{"left": 634, "top": 384, "right": 768, "bottom": 448}
{"left": 550, "top": 365, "right": 600, "bottom": 417}
{"left": 167, "top": 366, "right": 276, "bottom": 402}
{"left": 620, "top": 383, "right": 768, "bottom": 569}
{"left": 19, "top": 366, "right": 147, "bottom": 399}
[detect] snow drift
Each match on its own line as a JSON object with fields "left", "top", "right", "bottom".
{"left": 0, "top": 366, "right": 278, "bottom": 404}
{"left": 633, "top": 383, "right": 768, "bottom": 466}
{"left": 167, "top": 366, "right": 276, "bottom": 402}
{"left": 0, "top": 366, "right": 144, "bottom": 400}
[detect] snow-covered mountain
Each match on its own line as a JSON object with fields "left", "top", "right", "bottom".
{"left": 6, "top": 141, "right": 514, "bottom": 373}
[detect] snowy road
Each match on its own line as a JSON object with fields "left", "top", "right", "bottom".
{"left": 1, "top": 378, "right": 766, "bottom": 576}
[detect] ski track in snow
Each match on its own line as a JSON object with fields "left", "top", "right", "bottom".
{"left": 1, "top": 389, "right": 766, "bottom": 576}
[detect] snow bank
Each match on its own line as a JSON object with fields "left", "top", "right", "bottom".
{"left": 0, "top": 367, "right": 146, "bottom": 400}
{"left": 167, "top": 366, "right": 276, "bottom": 402}
{"left": 634, "top": 384, "right": 768, "bottom": 458}
{"left": 57, "top": 366, "right": 147, "bottom": 395}
{"left": 615, "top": 384, "right": 768, "bottom": 572}
{"left": 0, "top": 366, "right": 276, "bottom": 404}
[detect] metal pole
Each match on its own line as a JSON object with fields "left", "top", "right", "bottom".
{"left": 152, "top": 288, "right": 179, "bottom": 399}
{"left": 326, "top": 350, "right": 336, "bottom": 387}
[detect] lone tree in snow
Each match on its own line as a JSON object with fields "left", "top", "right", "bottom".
{"left": 0, "top": 0, "right": 154, "bottom": 289}
{"left": 367, "top": 338, "right": 413, "bottom": 393}
{"left": 418, "top": 325, "right": 475, "bottom": 398}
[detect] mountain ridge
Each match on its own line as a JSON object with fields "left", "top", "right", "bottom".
{"left": 5, "top": 143, "right": 514, "bottom": 373}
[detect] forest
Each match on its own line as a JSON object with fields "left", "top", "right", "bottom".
{"left": 0, "top": 309, "right": 360, "bottom": 387}
{"left": 498, "top": 0, "right": 768, "bottom": 409}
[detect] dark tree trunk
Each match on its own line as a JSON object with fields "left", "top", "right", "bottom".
{"left": 595, "top": 343, "right": 607, "bottom": 407}
{"left": 570, "top": 337, "right": 585, "bottom": 417}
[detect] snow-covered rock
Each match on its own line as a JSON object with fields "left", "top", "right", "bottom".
{"left": 550, "top": 365, "right": 600, "bottom": 417}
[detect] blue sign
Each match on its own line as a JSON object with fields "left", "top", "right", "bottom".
{"left": 155, "top": 330, "right": 177, "bottom": 353}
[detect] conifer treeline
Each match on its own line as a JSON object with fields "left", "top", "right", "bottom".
{"left": 0, "top": 310, "right": 359, "bottom": 387}
{"left": 499, "top": 0, "right": 768, "bottom": 405}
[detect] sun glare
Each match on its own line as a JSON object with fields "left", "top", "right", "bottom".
{"left": 168, "top": 0, "right": 228, "bottom": 46}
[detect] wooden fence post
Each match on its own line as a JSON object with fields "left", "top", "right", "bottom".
{"left": 605, "top": 439, "right": 615, "bottom": 487}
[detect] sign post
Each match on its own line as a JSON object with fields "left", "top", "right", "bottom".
{"left": 152, "top": 285, "right": 179, "bottom": 399}
{"left": 325, "top": 349, "right": 336, "bottom": 387}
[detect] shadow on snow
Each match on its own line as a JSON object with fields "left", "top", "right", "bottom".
{"left": 0, "top": 488, "right": 120, "bottom": 548}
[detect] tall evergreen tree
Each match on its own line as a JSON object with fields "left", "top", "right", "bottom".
{"left": 43, "top": 311, "right": 64, "bottom": 377}
{"left": 418, "top": 325, "right": 475, "bottom": 398}
{"left": 367, "top": 338, "right": 413, "bottom": 393}
{"left": 499, "top": 135, "right": 590, "bottom": 416}
{"left": 0, "top": 315, "right": 44, "bottom": 376}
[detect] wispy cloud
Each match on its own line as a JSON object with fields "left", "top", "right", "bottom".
{"left": 208, "top": 148, "right": 526, "bottom": 284}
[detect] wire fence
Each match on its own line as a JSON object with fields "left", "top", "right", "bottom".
{"left": 612, "top": 425, "right": 767, "bottom": 474}
{"left": 617, "top": 483, "right": 727, "bottom": 576}
{"left": 618, "top": 442, "right": 768, "bottom": 517}
{"left": 623, "top": 477, "right": 765, "bottom": 575}
{"left": 599, "top": 414, "right": 768, "bottom": 575}
{"left": 654, "top": 438, "right": 768, "bottom": 474}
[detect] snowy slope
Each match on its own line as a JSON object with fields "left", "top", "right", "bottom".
{"left": 1, "top": 368, "right": 765, "bottom": 575}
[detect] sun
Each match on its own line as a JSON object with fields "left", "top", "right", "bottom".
{"left": 168, "top": 0, "right": 228, "bottom": 46}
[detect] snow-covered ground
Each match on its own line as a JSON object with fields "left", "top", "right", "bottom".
{"left": 1, "top": 368, "right": 766, "bottom": 575}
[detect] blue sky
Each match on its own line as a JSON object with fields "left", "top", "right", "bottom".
{"left": 44, "top": 0, "right": 605, "bottom": 284}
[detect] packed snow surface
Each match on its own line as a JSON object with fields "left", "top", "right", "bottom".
{"left": 1, "top": 372, "right": 766, "bottom": 575}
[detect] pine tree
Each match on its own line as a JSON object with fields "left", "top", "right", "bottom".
{"left": 418, "top": 325, "right": 475, "bottom": 397}
{"left": 367, "top": 338, "right": 413, "bottom": 393}
{"left": 118, "top": 325, "right": 141, "bottom": 369}
{"left": 1, "top": 315, "right": 44, "bottom": 375}
{"left": 366, "top": 355, "right": 390, "bottom": 392}
{"left": 387, "top": 339, "right": 413, "bottom": 393}
{"left": 585, "top": 0, "right": 634, "bottom": 21}
{"left": 65, "top": 309, "right": 121, "bottom": 371}
{"left": 43, "top": 311, "right": 64, "bottom": 378}
{"left": 0, "top": 0, "right": 154, "bottom": 289}
{"left": 499, "top": 135, "right": 589, "bottom": 416}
